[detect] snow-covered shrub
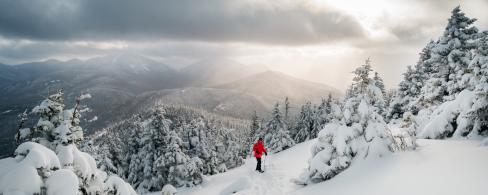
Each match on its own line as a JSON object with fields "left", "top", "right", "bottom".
{"left": 307, "top": 123, "right": 356, "bottom": 182}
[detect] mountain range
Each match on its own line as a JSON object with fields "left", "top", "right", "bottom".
{"left": 0, "top": 53, "right": 340, "bottom": 156}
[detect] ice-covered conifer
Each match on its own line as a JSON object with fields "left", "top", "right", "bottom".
{"left": 299, "top": 59, "right": 395, "bottom": 184}
{"left": 294, "top": 102, "right": 315, "bottom": 143}
{"left": 264, "top": 102, "right": 295, "bottom": 153}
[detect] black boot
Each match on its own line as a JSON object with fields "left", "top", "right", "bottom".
{"left": 256, "top": 157, "right": 262, "bottom": 172}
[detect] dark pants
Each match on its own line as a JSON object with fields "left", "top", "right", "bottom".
{"left": 256, "top": 157, "right": 262, "bottom": 171}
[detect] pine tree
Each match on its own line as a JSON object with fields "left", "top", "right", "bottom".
{"left": 284, "top": 97, "right": 291, "bottom": 122}
{"left": 221, "top": 128, "right": 244, "bottom": 169}
{"left": 126, "top": 121, "right": 144, "bottom": 188}
{"left": 136, "top": 108, "right": 171, "bottom": 192}
{"left": 245, "top": 111, "right": 261, "bottom": 156}
{"left": 372, "top": 72, "right": 387, "bottom": 119}
{"left": 388, "top": 41, "right": 436, "bottom": 120}
{"left": 313, "top": 94, "right": 333, "bottom": 134}
{"left": 11, "top": 90, "right": 136, "bottom": 194}
{"left": 465, "top": 32, "right": 488, "bottom": 137}
{"left": 373, "top": 72, "right": 386, "bottom": 96}
{"left": 15, "top": 109, "right": 29, "bottom": 145}
{"left": 294, "top": 101, "right": 315, "bottom": 143}
{"left": 162, "top": 129, "right": 198, "bottom": 187}
{"left": 300, "top": 59, "right": 395, "bottom": 184}
{"left": 264, "top": 102, "right": 295, "bottom": 153}
{"left": 420, "top": 6, "right": 478, "bottom": 106}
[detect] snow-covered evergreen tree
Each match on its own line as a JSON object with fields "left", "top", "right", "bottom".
{"left": 420, "top": 6, "right": 478, "bottom": 106}
{"left": 244, "top": 111, "right": 261, "bottom": 156}
{"left": 135, "top": 108, "right": 171, "bottom": 192}
{"left": 372, "top": 72, "right": 387, "bottom": 118}
{"left": 264, "top": 102, "right": 295, "bottom": 153}
{"left": 84, "top": 105, "right": 249, "bottom": 192}
{"left": 15, "top": 109, "right": 29, "bottom": 145}
{"left": 125, "top": 120, "right": 145, "bottom": 188}
{"left": 129, "top": 108, "right": 203, "bottom": 192}
{"left": 298, "top": 59, "right": 395, "bottom": 184}
{"left": 467, "top": 32, "right": 488, "bottom": 136}
{"left": 294, "top": 101, "right": 315, "bottom": 143}
{"left": 221, "top": 128, "right": 244, "bottom": 169}
{"left": 388, "top": 7, "right": 488, "bottom": 140}
{"left": 312, "top": 94, "right": 334, "bottom": 136}
{"left": 373, "top": 72, "right": 386, "bottom": 96}
{"left": 284, "top": 96, "right": 291, "bottom": 122}
{"left": 2, "top": 90, "right": 136, "bottom": 195}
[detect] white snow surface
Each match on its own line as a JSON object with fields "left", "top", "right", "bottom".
{"left": 146, "top": 139, "right": 488, "bottom": 195}
{"left": 45, "top": 169, "right": 79, "bottom": 195}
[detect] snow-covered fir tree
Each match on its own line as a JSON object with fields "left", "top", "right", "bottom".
{"left": 162, "top": 127, "right": 201, "bottom": 188}
{"left": 298, "top": 59, "right": 395, "bottom": 184}
{"left": 317, "top": 94, "right": 334, "bottom": 127}
{"left": 1, "top": 90, "right": 136, "bottom": 195}
{"left": 221, "top": 128, "right": 244, "bottom": 169}
{"left": 419, "top": 6, "right": 478, "bottom": 107}
{"left": 264, "top": 102, "right": 295, "bottom": 153}
{"left": 135, "top": 108, "right": 172, "bottom": 192}
{"left": 390, "top": 6, "right": 488, "bottom": 140}
{"left": 87, "top": 104, "right": 250, "bottom": 192}
{"left": 244, "top": 111, "right": 261, "bottom": 156}
{"left": 373, "top": 72, "right": 386, "bottom": 96}
{"left": 294, "top": 101, "right": 315, "bottom": 143}
{"left": 372, "top": 72, "right": 387, "bottom": 119}
{"left": 467, "top": 32, "right": 488, "bottom": 136}
{"left": 284, "top": 97, "right": 291, "bottom": 122}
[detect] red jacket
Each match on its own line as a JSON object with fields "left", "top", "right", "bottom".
{"left": 253, "top": 140, "right": 267, "bottom": 158}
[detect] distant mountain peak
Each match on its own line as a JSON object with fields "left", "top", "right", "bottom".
{"left": 215, "top": 70, "right": 342, "bottom": 103}
{"left": 181, "top": 58, "right": 266, "bottom": 86}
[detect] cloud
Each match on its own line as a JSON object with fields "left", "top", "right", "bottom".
{"left": 1, "top": 0, "right": 487, "bottom": 90}
{"left": 0, "top": 0, "right": 366, "bottom": 45}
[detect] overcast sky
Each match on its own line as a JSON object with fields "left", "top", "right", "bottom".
{"left": 1, "top": 0, "right": 487, "bottom": 90}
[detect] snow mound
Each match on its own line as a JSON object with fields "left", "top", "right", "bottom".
{"left": 0, "top": 164, "right": 42, "bottom": 195}
{"left": 420, "top": 90, "right": 476, "bottom": 139}
{"left": 218, "top": 176, "right": 252, "bottom": 195}
{"left": 481, "top": 138, "right": 488, "bottom": 146}
{"left": 45, "top": 169, "right": 79, "bottom": 195}
{"left": 105, "top": 176, "right": 138, "bottom": 195}
{"left": 0, "top": 142, "right": 135, "bottom": 195}
{"left": 161, "top": 184, "right": 177, "bottom": 195}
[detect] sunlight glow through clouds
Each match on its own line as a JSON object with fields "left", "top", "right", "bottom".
{"left": 1, "top": 0, "right": 487, "bottom": 90}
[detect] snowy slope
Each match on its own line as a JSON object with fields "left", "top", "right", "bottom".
{"left": 147, "top": 139, "right": 488, "bottom": 195}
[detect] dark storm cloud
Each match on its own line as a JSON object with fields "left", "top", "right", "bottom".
{"left": 0, "top": 0, "right": 365, "bottom": 45}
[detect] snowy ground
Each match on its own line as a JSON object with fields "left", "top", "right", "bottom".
{"left": 147, "top": 139, "right": 488, "bottom": 195}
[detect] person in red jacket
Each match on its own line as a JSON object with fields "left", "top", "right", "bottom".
{"left": 253, "top": 138, "right": 267, "bottom": 172}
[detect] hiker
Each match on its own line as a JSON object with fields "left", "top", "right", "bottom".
{"left": 253, "top": 138, "right": 267, "bottom": 172}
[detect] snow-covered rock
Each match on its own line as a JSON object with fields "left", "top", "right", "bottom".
{"left": 161, "top": 184, "right": 177, "bottom": 195}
